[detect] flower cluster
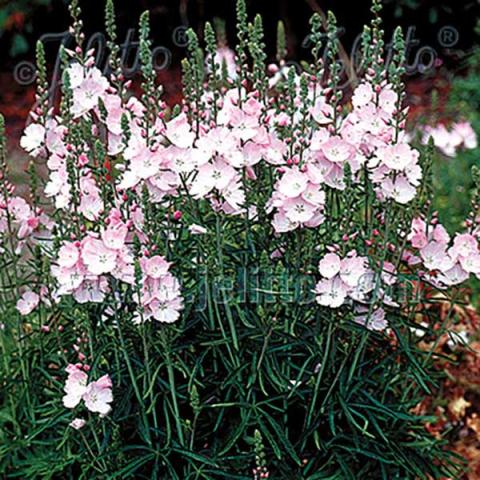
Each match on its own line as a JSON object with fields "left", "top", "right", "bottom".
{"left": 420, "top": 121, "right": 478, "bottom": 157}
{"left": 2, "top": 2, "right": 479, "bottom": 477}
{"left": 315, "top": 250, "right": 370, "bottom": 308}
{"left": 407, "top": 217, "right": 480, "bottom": 287}
{"left": 63, "top": 363, "right": 113, "bottom": 416}
{"left": 0, "top": 191, "right": 51, "bottom": 251}
{"left": 343, "top": 82, "right": 421, "bottom": 204}
{"left": 52, "top": 219, "right": 134, "bottom": 304}
{"left": 315, "top": 247, "right": 399, "bottom": 331}
{"left": 269, "top": 166, "right": 325, "bottom": 232}
{"left": 137, "top": 254, "right": 183, "bottom": 323}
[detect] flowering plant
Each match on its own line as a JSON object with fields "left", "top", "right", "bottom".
{"left": 1, "top": 0, "right": 479, "bottom": 478}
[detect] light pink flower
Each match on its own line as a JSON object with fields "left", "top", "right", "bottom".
{"left": 377, "top": 144, "right": 418, "bottom": 171}
{"left": 315, "top": 277, "right": 349, "bottom": 308}
{"left": 16, "top": 290, "right": 40, "bottom": 316}
{"left": 63, "top": 364, "right": 89, "bottom": 409}
{"left": 283, "top": 197, "right": 317, "bottom": 223}
{"left": 310, "top": 96, "right": 334, "bottom": 124}
{"left": 57, "top": 242, "right": 81, "bottom": 268}
{"left": 380, "top": 176, "right": 416, "bottom": 204}
{"left": 20, "top": 123, "right": 46, "bottom": 156}
{"left": 165, "top": 113, "right": 195, "bottom": 149}
{"left": 69, "top": 418, "right": 86, "bottom": 430}
{"left": 339, "top": 254, "right": 367, "bottom": 287}
{"left": 188, "top": 224, "right": 207, "bottom": 235}
{"left": 450, "top": 233, "right": 478, "bottom": 259}
{"left": 355, "top": 306, "right": 388, "bottom": 331}
{"left": 70, "top": 66, "right": 109, "bottom": 118}
{"left": 277, "top": 167, "right": 308, "bottom": 198}
{"left": 318, "top": 253, "right": 341, "bottom": 279}
{"left": 83, "top": 374, "right": 113, "bottom": 416}
{"left": 322, "top": 137, "right": 354, "bottom": 164}
{"left": 143, "top": 256, "right": 171, "bottom": 279}
{"left": 190, "top": 159, "right": 236, "bottom": 198}
{"left": 81, "top": 237, "right": 118, "bottom": 275}
{"left": 453, "top": 121, "right": 478, "bottom": 149}
{"left": 351, "top": 83, "right": 374, "bottom": 108}
{"left": 102, "top": 223, "right": 128, "bottom": 250}
{"left": 420, "top": 241, "right": 455, "bottom": 272}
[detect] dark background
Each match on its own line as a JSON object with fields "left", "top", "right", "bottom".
{"left": 0, "top": 0, "right": 479, "bottom": 148}
{"left": 1, "top": 0, "right": 478, "bottom": 66}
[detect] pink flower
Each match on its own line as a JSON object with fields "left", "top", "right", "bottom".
{"left": 207, "top": 47, "right": 237, "bottom": 80}
{"left": 63, "top": 364, "right": 88, "bottom": 409}
{"left": 73, "top": 278, "right": 109, "bottom": 304}
{"left": 70, "top": 66, "right": 109, "bottom": 118}
{"left": 69, "top": 418, "right": 86, "bottom": 430}
{"left": 322, "top": 137, "right": 354, "bottom": 164}
{"left": 277, "top": 167, "right": 308, "bottom": 198}
{"left": 310, "top": 96, "right": 334, "bottom": 124}
{"left": 436, "top": 264, "right": 470, "bottom": 286}
{"left": 148, "top": 289, "right": 183, "bottom": 323}
{"left": 458, "top": 253, "right": 480, "bottom": 275}
{"left": 20, "top": 123, "right": 45, "bottom": 156}
{"left": 351, "top": 83, "right": 374, "bottom": 108}
{"left": 408, "top": 218, "right": 428, "bottom": 249}
{"left": 271, "top": 211, "right": 297, "bottom": 233}
{"left": 419, "top": 241, "right": 455, "bottom": 272}
{"left": 188, "top": 224, "right": 207, "bottom": 235}
{"left": 339, "top": 255, "right": 367, "bottom": 287}
{"left": 453, "top": 121, "right": 478, "bottom": 149}
{"left": 81, "top": 237, "right": 118, "bottom": 275}
{"left": 83, "top": 375, "right": 113, "bottom": 416}
{"left": 102, "top": 223, "right": 128, "bottom": 250}
{"left": 165, "top": 113, "right": 195, "bottom": 149}
{"left": 377, "top": 144, "right": 418, "bottom": 171}
{"left": 355, "top": 306, "right": 388, "bottom": 331}
{"left": 79, "top": 176, "right": 104, "bottom": 221}
{"left": 190, "top": 159, "right": 236, "bottom": 198}
{"left": 283, "top": 197, "right": 317, "bottom": 223}
{"left": 57, "top": 242, "right": 80, "bottom": 268}
{"left": 143, "top": 255, "right": 171, "bottom": 279}
{"left": 318, "top": 253, "right": 341, "bottom": 279}
{"left": 450, "top": 233, "right": 478, "bottom": 259}
{"left": 380, "top": 176, "right": 416, "bottom": 204}
{"left": 16, "top": 290, "right": 40, "bottom": 316}
{"left": 315, "top": 277, "right": 349, "bottom": 308}
{"left": 378, "top": 87, "right": 398, "bottom": 114}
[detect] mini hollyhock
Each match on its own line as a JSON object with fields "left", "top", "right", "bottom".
{"left": 20, "top": 123, "right": 46, "bottom": 156}
{"left": 16, "top": 290, "right": 40, "bottom": 316}
{"left": 63, "top": 364, "right": 89, "bottom": 409}
{"left": 315, "top": 251, "right": 370, "bottom": 309}
{"left": 420, "top": 120, "right": 478, "bottom": 156}
{"left": 0, "top": 194, "right": 50, "bottom": 241}
{"left": 2, "top": 3, "right": 477, "bottom": 477}
{"left": 68, "top": 64, "right": 110, "bottom": 118}
{"left": 62, "top": 364, "right": 113, "bottom": 416}
{"left": 354, "top": 305, "right": 388, "bottom": 331}
{"left": 270, "top": 166, "right": 325, "bottom": 233}
{"left": 136, "top": 255, "right": 183, "bottom": 323}
{"left": 82, "top": 375, "right": 113, "bottom": 416}
{"left": 407, "top": 217, "right": 480, "bottom": 287}
{"left": 69, "top": 417, "right": 86, "bottom": 430}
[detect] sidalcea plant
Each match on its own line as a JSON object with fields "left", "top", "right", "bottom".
{"left": 0, "top": 0, "right": 479, "bottom": 478}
